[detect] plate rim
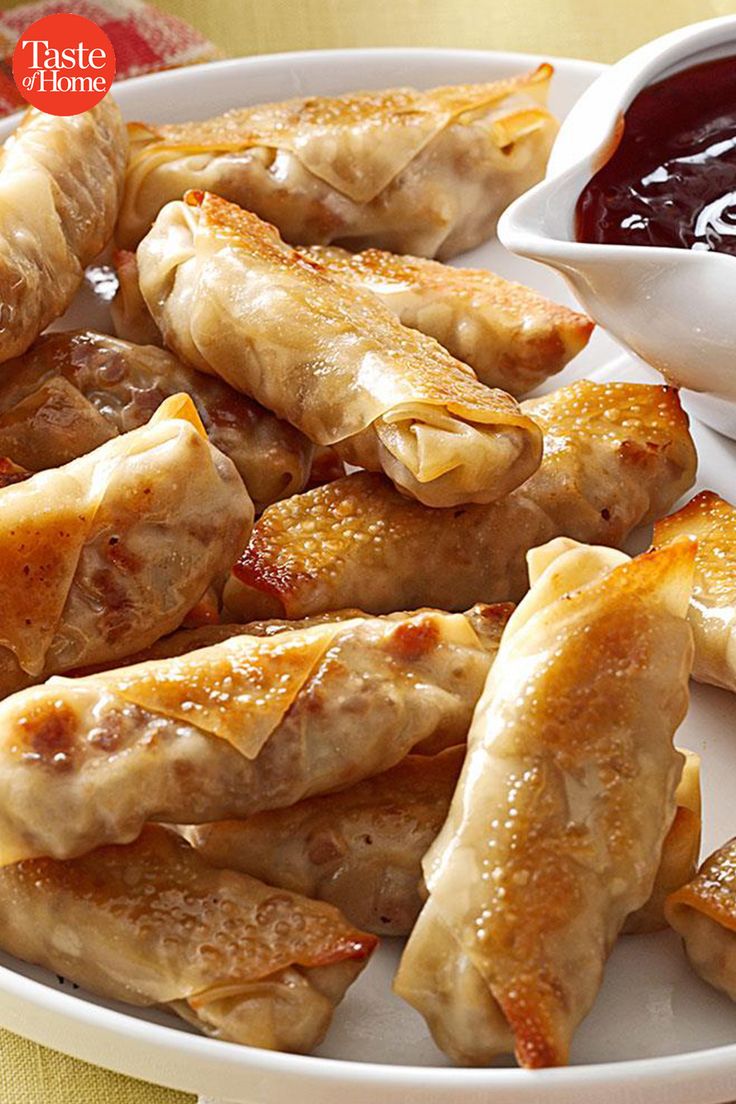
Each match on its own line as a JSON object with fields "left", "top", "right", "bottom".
{"left": 0, "top": 43, "right": 606, "bottom": 136}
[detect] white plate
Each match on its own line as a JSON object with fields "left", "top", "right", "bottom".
{"left": 1, "top": 48, "right": 736, "bottom": 1104}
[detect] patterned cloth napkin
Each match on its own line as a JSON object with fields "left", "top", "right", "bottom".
{"left": 0, "top": 0, "right": 221, "bottom": 116}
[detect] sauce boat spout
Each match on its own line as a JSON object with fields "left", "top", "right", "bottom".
{"left": 499, "top": 13, "right": 736, "bottom": 431}
{"left": 500, "top": 169, "right": 736, "bottom": 401}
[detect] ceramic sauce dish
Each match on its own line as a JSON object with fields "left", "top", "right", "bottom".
{"left": 498, "top": 15, "right": 736, "bottom": 438}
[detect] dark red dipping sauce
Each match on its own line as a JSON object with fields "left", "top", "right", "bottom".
{"left": 576, "top": 54, "right": 736, "bottom": 255}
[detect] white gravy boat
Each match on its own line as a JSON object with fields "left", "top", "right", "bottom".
{"left": 498, "top": 15, "right": 736, "bottom": 438}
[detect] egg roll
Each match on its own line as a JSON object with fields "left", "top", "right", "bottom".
{"left": 118, "top": 67, "right": 558, "bottom": 256}
{"left": 113, "top": 244, "right": 591, "bottom": 398}
{"left": 0, "top": 99, "right": 127, "bottom": 361}
{"left": 0, "top": 394, "right": 251, "bottom": 700}
{"left": 190, "top": 748, "right": 465, "bottom": 938}
{"left": 226, "top": 380, "right": 697, "bottom": 620}
{"left": 0, "top": 330, "right": 312, "bottom": 512}
{"left": 666, "top": 836, "right": 736, "bottom": 1001}
{"left": 394, "top": 537, "right": 695, "bottom": 1068}
{"left": 190, "top": 745, "right": 700, "bottom": 939}
{"left": 302, "top": 246, "right": 593, "bottom": 396}
{"left": 73, "top": 601, "right": 512, "bottom": 678}
{"left": 138, "top": 191, "right": 542, "bottom": 508}
{"left": 655, "top": 492, "right": 736, "bottom": 692}
{"left": 0, "top": 605, "right": 504, "bottom": 864}
{"left": 0, "top": 824, "right": 376, "bottom": 1051}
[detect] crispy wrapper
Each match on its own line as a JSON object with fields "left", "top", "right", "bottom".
{"left": 0, "top": 99, "right": 127, "bottom": 361}
{"left": 666, "top": 836, "right": 736, "bottom": 1003}
{"left": 655, "top": 491, "right": 736, "bottom": 692}
{"left": 226, "top": 380, "right": 697, "bottom": 620}
{"left": 190, "top": 747, "right": 466, "bottom": 937}
{"left": 190, "top": 745, "right": 701, "bottom": 939}
{"left": 117, "top": 68, "right": 557, "bottom": 257}
{"left": 138, "top": 191, "right": 543, "bottom": 508}
{"left": 0, "top": 330, "right": 312, "bottom": 513}
{"left": 303, "top": 245, "right": 592, "bottom": 396}
{"left": 112, "top": 244, "right": 591, "bottom": 399}
{"left": 0, "top": 394, "right": 252, "bottom": 699}
{"left": 394, "top": 538, "right": 695, "bottom": 1068}
{"left": 0, "top": 606, "right": 505, "bottom": 864}
{"left": 0, "top": 825, "right": 376, "bottom": 1052}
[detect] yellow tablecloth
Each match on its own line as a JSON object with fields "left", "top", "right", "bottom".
{"left": 151, "top": 0, "right": 736, "bottom": 63}
{"left": 1, "top": 0, "right": 736, "bottom": 1100}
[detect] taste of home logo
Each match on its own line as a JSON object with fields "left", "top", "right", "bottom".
{"left": 12, "top": 13, "right": 116, "bottom": 116}
{"left": 20, "top": 39, "right": 108, "bottom": 93}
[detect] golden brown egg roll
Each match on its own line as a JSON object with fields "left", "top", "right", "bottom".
{"left": 666, "top": 836, "right": 736, "bottom": 1002}
{"left": 0, "top": 605, "right": 505, "bottom": 864}
{"left": 0, "top": 99, "right": 127, "bottom": 361}
{"left": 0, "top": 825, "right": 376, "bottom": 1052}
{"left": 118, "top": 67, "right": 557, "bottom": 256}
{"left": 225, "top": 380, "right": 697, "bottom": 620}
{"left": 302, "top": 246, "right": 593, "bottom": 396}
{"left": 190, "top": 745, "right": 700, "bottom": 939}
{"left": 112, "top": 244, "right": 591, "bottom": 399}
{"left": 73, "top": 601, "right": 512, "bottom": 680}
{"left": 394, "top": 538, "right": 695, "bottom": 1068}
{"left": 655, "top": 492, "right": 736, "bottom": 693}
{"left": 0, "top": 394, "right": 251, "bottom": 700}
{"left": 0, "top": 330, "right": 312, "bottom": 512}
{"left": 190, "top": 748, "right": 466, "bottom": 937}
{"left": 138, "top": 191, "right": 543, "bottom": 508}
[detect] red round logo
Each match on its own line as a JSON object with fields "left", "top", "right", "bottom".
{"left": 12, "top": 13, "right": 116, "bottom": 116}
